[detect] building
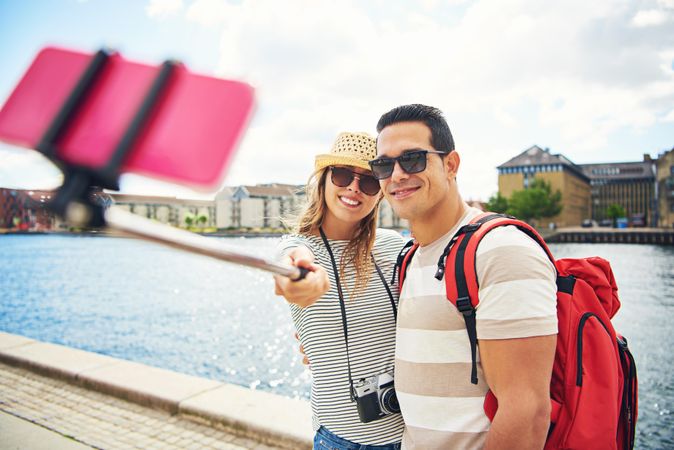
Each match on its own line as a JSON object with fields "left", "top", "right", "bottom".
{"left": 580, "top": 157, "right": 656, "bottom": 226}
{"left": 378, "top": 199, "right": 408, "bottom": 229}
{"left": 229, "top": 184, "right": 302, "bottom": 229}
{"left": 656, "top": 147, "right": 674, "bottom": 228}
{"left": 0, "top": 188, "right": 59, "bottom": 231}
{"left": 497, "top": 145, "right": 591, "bottom": 227}
{"left": 215, "top": 187, "right": 235, "bottom": 229}
{"left": 1, "top": 182, "right": 412, "bottom": 233}
{"left": 110, "top": 194, "right": 216, "bottom": 228}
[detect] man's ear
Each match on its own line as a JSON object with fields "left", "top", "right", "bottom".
{"left": 445, "top": 150, "right": 460, "bottom": 180}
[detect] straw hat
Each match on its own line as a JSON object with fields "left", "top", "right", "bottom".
{"left": 315, "top": 132, "right": 377, "bottom": 172}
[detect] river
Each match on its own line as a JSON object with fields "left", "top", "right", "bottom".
{"left": 0, "top": 235, "right": 672, "bottom": 448}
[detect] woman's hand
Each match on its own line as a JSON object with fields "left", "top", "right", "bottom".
{"left": 274, "top": 246, "right": 330, "bottom": 308}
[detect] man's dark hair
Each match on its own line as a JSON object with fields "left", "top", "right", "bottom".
{"left": 376, "top": 104, "right": 455, "bottom": 153}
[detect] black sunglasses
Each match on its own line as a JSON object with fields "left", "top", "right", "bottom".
{"left": 329, "top": 167, "right": 381, "bottom": 196}
{"left": 368, "top": 149, "right": 447, "bottom": 180}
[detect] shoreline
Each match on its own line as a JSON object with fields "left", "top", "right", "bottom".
{"left": 0, "top": 331, "right": 313, "bottom": 449}
{"left": 0, "top": 229, "right": 288, "bottom": 238}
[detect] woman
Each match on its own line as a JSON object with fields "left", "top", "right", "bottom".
{"left": 274, "top": 132, "right": 405, "bottom": 450}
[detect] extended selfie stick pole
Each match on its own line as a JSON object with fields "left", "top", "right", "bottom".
{"left": 104, "top": 207, "right": 308, "bottom": 281}
{"left": 34, "top": 48, "right": 307, "bottom": 282}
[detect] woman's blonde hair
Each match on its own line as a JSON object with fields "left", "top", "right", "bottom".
{"left": 293, "top": 167, "right": 380, "bottom": 298}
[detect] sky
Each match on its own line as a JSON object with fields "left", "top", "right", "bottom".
{"left": 0, "top": 0, "right": 673, "bottom": 201}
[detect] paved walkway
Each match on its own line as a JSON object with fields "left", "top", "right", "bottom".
{"left": 1, "top": 410, "right": 93, "bottom": 450}
{"left": 0, "top": 362, "right": 280, "bottom": 449}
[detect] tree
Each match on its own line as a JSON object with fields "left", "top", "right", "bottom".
{"left": 606, "top": 204, "right": 626, "bottom": 228}
{"left": 507, "top": 178, "right": 562, "bottom": 225}
{"left": 184, "top": 215, "right": 194, "bottom": 228}
{"left": 486, "top": 192, "right": 509, "bottom": 213}
{"left": 197, "top": 214, "right": 208, "bottom": 228}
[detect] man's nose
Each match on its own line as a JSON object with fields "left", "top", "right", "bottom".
{"left": 390, "top": 161, "right": 408, "bottom": 183}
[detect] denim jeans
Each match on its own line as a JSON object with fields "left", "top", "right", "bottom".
{"left": 313, "top": 426, "right": 402, "bottom": 450}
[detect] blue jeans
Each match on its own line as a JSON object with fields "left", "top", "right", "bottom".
{"left": 313, "top": 426, "right": 401, "bottom": 450}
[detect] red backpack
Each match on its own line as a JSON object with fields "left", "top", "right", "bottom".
{"left": 395, "top": 212, "right": 638, "bottom": 450}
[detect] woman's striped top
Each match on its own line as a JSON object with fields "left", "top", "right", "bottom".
{"left": 278, "top": 228, "right": 406, "bottom": 445}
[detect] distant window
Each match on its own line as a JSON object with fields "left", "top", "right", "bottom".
{"left": 670, "top": 165, "right": 674, "bottom": 175}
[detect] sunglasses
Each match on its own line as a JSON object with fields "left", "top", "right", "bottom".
{"left": 329, "top": 167, "right": 381, "bottom": 196}
{"left": 368, "top": 149, "right": 447, "bottom": 180}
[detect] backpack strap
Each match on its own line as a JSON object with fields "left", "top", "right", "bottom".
{"left": 439, "top": 212, "right": 555, "bottom": 384}
{"left": 395, "top": 239, "right": 418, "bottom": 292}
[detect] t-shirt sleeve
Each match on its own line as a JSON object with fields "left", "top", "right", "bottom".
{"left": 276, "top": 233, "right": 314, "bottom": 259}
{"left": 474, "top": 226, "right": 558, "bottom": 340}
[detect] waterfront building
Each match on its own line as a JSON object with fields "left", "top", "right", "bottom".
{"left": 497, "top": 146, "right": 670, "bottom": 228}
{"left": 214, "top": 187, "right": 235, "bottom": 229}
{"left": 497, "top": 145, "right": 591, "bottom": 228}
{"left": 229, "top": 184, "right": 302, "bottom": 229}
{"left": 110, "top": 194, "right": 216, "bottom": 228}
{"left": 378, "top": 199, "right": 408, "bottom": 229}
{"left": 656, "top": 147, "right": 674, "bottom": 228}
{"left": 0, "top": 189, "right": 59, "bottom": 231}
{"left": 580, "top": 157, "right": 656, "bottom": 226}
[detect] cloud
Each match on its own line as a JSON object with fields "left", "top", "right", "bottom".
{"left": 631, "top": 9, "right": 670, "bottom": 27}
{"left": 153, "top": 0, "right": 674, "bottom": 199}
{"left": 185, "top": 0, "right": 231, "bottom": 27}
{"left": 146, "top": 0, "right": 184, "bottom": 19}
{"left": 663, "top": 108, "right": 674, "bottom": 122}
{"left": 0, "top": 144, "right": 63, "bottom": 190}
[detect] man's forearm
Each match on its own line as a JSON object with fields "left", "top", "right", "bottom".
{"left": 482, "top": 399, "right": 550, "bottom": 450}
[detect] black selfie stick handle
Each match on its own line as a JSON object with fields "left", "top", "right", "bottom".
{"left": 293, "top": 267, "right": 310, "bottom": 282}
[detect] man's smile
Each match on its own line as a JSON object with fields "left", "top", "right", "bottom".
{"left": 388, "top": 184, "right": 421, "bottom": 200}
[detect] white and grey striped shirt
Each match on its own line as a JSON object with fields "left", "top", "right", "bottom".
{"left": 278, "top": 228, "right": 406, "bottom": 445}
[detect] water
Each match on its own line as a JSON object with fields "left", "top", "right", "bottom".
{"left": 0, "top": 235, "right": 310, "bottom": 398}
{"left": 0, "top": 236, "right": 672, "bottom": 448}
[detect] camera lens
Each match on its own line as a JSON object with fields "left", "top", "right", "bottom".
{"left": 379, "top": 388, "right": 400, "bottom": 414}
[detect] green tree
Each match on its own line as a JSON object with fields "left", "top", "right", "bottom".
{"left": 184, "top": 215, "right": 194, "bottom": 228}
{"left": 507, "top": 178, "right": 562, "bottom": 224}
{"left": 606, "top": 204, "right": 626, "bottom": 227}
{"left": 197, "top": 214, "right": 208, "bottom": 228}
{"left": 486, "top": 192, "right": 509, "bottom": 213}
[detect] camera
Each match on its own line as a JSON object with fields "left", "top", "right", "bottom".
{"left": 352, "top": 371, "right": 400, "bottom": 423}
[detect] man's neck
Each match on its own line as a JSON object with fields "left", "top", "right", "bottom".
{"left": 410, "top": 197, "right": 468, "bottom": 247}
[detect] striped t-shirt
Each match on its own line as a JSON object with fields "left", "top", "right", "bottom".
{"left": 395, "top": 207, "right": 558, "bottom": 450}
{"left": 278, "top": 228, "right": 406, "bottom": 445}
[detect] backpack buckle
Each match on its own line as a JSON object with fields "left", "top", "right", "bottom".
{"left": 456, "top": 297, "right": 474, "bottom": 316}
{"left": 457, "top": 223, "right": 480, "bottom": 235}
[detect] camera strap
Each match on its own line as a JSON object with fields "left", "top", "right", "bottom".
{"left": 318, "top": 227, "right": 397, "bottom": 402}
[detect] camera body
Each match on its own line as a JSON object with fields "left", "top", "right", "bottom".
{"left": 352, "top": 371, "right": 400, "bottom": 423}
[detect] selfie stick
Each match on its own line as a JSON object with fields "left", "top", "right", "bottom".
{"left": 26, "top": 49, "right": 307, "bottom": 281}
{"left": 104, "top": 207, "right": 308, "bottom": 281}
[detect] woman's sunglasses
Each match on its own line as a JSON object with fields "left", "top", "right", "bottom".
{"left": 368, "top": 149, "right": 447, "bottom": 180}
{"left": 329, "top": 167, "right": 381, "bottom": 196}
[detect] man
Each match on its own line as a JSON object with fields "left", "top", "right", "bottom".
{"left": 371, "top": 104, "right": 557, "bottom": 450}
